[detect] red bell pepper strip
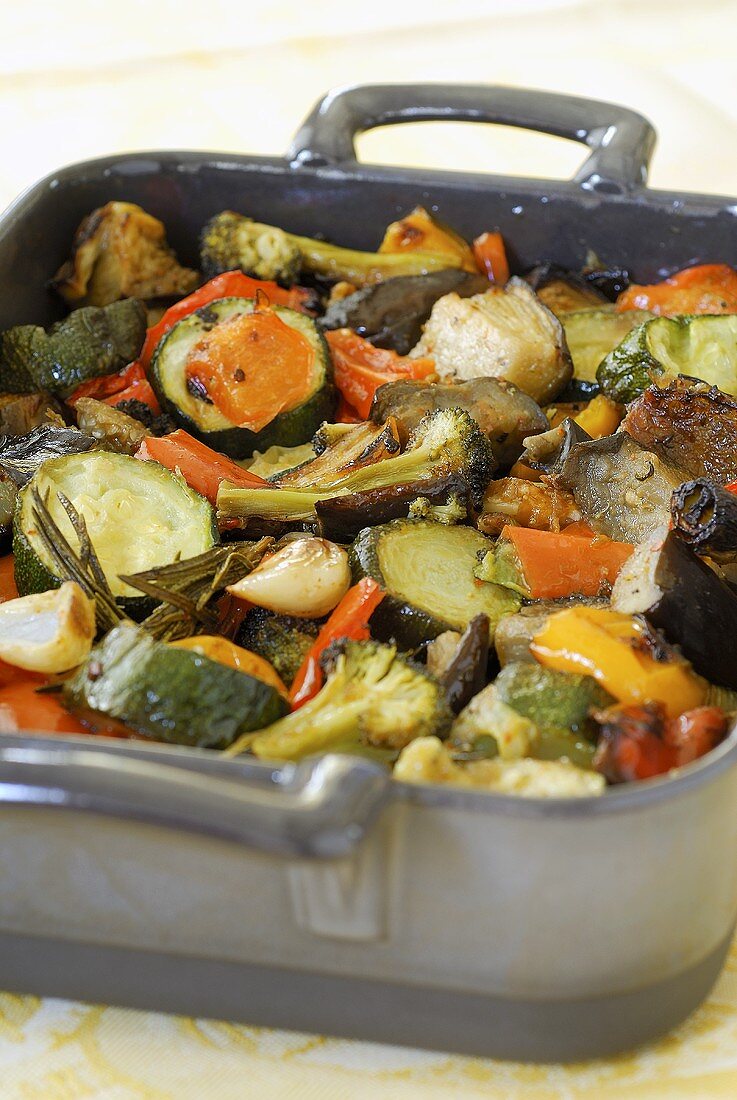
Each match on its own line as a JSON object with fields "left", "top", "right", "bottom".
{"left": 67, "top": 361, "right": 161, "bottom": 415}
{"left": 326, "top": 329, "right": 435, "bottom": 419}
{"left": 616, "top": 263, "right": 737, "bottom": 315}
{"left": 136, "top": 429, "right": 267, "bottom": 504}
{"left": 289, "top": 578, "right": 385, "bottom": 709}
{"left": 593, "top": 703, "right": 728, "bottom": 783}
{"left": 335, "top": 395, "right": 364, "bottom": 424}
{"left": 473, "top": 231, "right": 510, "bottom": 285}
{"left": 139, "top": 271, "right": 314, "bottom": 370}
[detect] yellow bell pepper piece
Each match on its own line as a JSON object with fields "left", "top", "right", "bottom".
{"left": 573, "top": 395, "right": 623, "bottom": 438}
{"left": 530, "top": 606, "right": 706, "bottom": 718}
{"left": 170, "top": 636, "right": 288, "bottom": 698}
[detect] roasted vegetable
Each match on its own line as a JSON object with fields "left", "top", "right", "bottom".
{"left": 612, "top": 530, "right": 737, "bottom": 690}
{"left": 0, "top": 299, "right": 147, "bottom": 398}
{"left": 218, "top": 407, "right": 496, "bottom": 526}
{"left": 74, "top": 397, "right": 151, "bottom": 455}
{"left": 14, "top": 450, "right": 217, "bottom": 614}
{"left": 531, "top": 606, "right": 706, "bottom": 719}
{"left": 150, "top": 296, "right": 335, "bottom": 459}
{"left": 227, "top": 537, "right": 351, "bottom": 618}
{"left": 670, "top": 478, "right": 737, "bottom": 561}
{"left": 552, "top": 430, "right": 686, "bottom": 542}
{"left": 379, "top": 206, "right": 477, "bottom": 272}
{"left": 477, "top": 477, "right": 581, "bottom": 537}
{"left": 597, "top": 314, "right": 737, "bottom": 403}
{"left": 494, "top": 598, "right": 608, "bottom": 666}
{"left": 275, "top": 418, "right": 401, "bottom": 490}
{"left": 473, "top": 232, "right": 510, "bottom": 286}
{"left": 0, "top": 582, "right": 95, "bottom": 673}
{"left": 320, "top": 269, "right": 488, "bottom": 355}
{"left": 616, "top": 263, "right": 737, "bottom": 316}
{"left": 50, "top": 202, "right": 198, "bottom": 307}
{"left": 0, "top": 392, "right": 60, "bottom": 437}
{"left": 370, "top": 376, "right": 548, "bottom": 468}
{"left": 621, "top": 378, "right": 737, "bottom": 483}
{"left": 525, "top": 263, "right": 607, "bottom": 315}
{"left": 476, "top": 525, "right": 633, "bottom": 599}
{"left": 63, "top": 622, "right": 287, "bottom": 748}
{"left": 0, "top": 480, "right": 15, "bottom": 551}
{"left": 440, "top": 614, "right": 490, "bottom": 715}
{"left": 169, "top": 635, "right": 288, "bottom": 698}
{"left": 450, "top": 682, "right": 537, "bottom": 760}
{"left": 569, "top": 395, "right": 623, "bottom": 439}
{"left": 68, "top": 360, "right": 162, "bottom": 417}
{"left": 411, "top": 278, "right": 572, "bottom": 405}
{"left": 236, "top": 607, "right": 324, "bottom": 687}
{"left": 247, "top": 442, "right": 316, "bottom": 480}
{"left": 136, "top": 429, "right": 267, "bottom": 503}
{"left": 200, "top": 211, "right": 460, "bottom": 287}
{"left": 227, "top": 638, "right": 453, "bottom": 761}
{"left": 0, "top": 424, "right": 95, "bottom": 486}
{"left": 561, "top": 308, "right": 651, "bottom": 394}
{"left": 325, "top": 329, "right": 435, "bottom": 419}
{"left": 521, "top": 417, "right": 591, "bottom": 477}
{"left": 315, "top": 475, "right": 468, "bottom": 541}
{"left": 350, "top": 520, "right": 520, "bottom": 649}
{"left": 394, "top": 736, "right": 604, "bottom": 796}
{"left": 592, "top": 703, "right": 728, "bottom": 783}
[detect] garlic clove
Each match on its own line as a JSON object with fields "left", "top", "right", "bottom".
{"left": 227, "top": 537, "right": 351, "bottom": 618}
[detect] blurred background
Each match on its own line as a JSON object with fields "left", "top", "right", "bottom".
{"left": 1, "top": 0, "right": 736, "bottom": 208}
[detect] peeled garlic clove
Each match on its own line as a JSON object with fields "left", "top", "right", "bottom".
{"left": 227, "top": 537, "right": 350, "bottom": 617}
{"left": 0, "top": 581, "right": 96, "bottom": 673}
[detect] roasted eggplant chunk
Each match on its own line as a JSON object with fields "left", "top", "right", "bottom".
{"left": 612, "top": 530, "right": 737, "bottom": 690}
{"left": 0, "top": 392, "right": 60, "bottom": 436}
{"left": 0, "top": 423, "right": 95, "bottom": 486}
{"left": 321, "top": 270, "right": 488, "bottom": 355}
{"left": 622, "top": 378, "right": 737, "bottom": 484}
{"left": 553, "top": 430, "right": 685, "bottom": 542}
{"left": 371, "top": 376, "right": 548, "bottom": 468}
{"left": 520, "top": 417, "right": 592, "bottom": 477}
{"left": 410, "top": 277, "right": 572, "bottom": 405}
{"left": 50, "top": 202, "right": 198, "bottom": 307}
{"left": 440, "top": 614, "right": 490, "bottom": 715}
{"left": 525, "top": 263, "right": 607, "bottom": 314}
{"left": 671, "top": 478, "right": 737, "bottom": 561}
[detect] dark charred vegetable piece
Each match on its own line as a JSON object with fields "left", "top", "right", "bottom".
{"left": 581, "top": 265, "right": 630, "bottom": 300}
{"left": 440, "top": 614, "right": 490, "bottom": 715}
{"left": 349, "top": 520, "right": 519, "bottom": 649}
{"left": 74, "top": 397, "right": 151, "bottom": 455}
{"left": 552, "top": 430, "right": 686, "bottom": 542}
{"left": 236, "top": 607, "right": 324, "bottom": 686}
{"left": 622, "top": 379, "right": 737, "bottom": 483}
{"left": 671, "top": 479, "right": 737, "bottom": 561}
{"left": 520, "top": 417, "right": 592, "bottom": 476}
{"left": 592, "top": 702, "right": 728, "bottom": 784}
{"left": 275, "top": 419, "right": 401, "bottom": 489}
{"left": 525, "top": 263, "right": 607, "bottom": 314}
{"left": 315, "top": 473, "right": 468, "bottom": 541}
{"left": 411, "top": 278, "right": 572, "bottom": 405}
{"left": 0, "top": 299, "right": 147, "bottom": 397}
{"left": 370, "top": 376, "right": 548, "bottom": 468}
{"left": 0, "top": 424, "right": 95, "bottom": 486}
{"left": 63, "top": 622, "right": 287, "bottom": 748}
{"left": 320, "top": 269, "right": 488, "bottom": 355}
{"left": 200, "top": 211, "right": 459, "bottom": 287}
{"left": 50, "top": 202, "right": 198, "bottom": 307}
{"left": 612, "top": 530, "right": 737, "bottom": 690}
{"left": 0, "top": 478, "right": 15, "bottom": 552}
{"left": 0, "top": 393, "right": 60, "bottom": 437}
{"left": 113, "top": 399, "right": 177, "bottom": 436}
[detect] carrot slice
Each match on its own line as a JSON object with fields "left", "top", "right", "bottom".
{"left": 616, "top": 263, "right": 737, "bottom": 315}
{"left": 503, "top": 525, "right": 633, "bottom": 599}
{"left": 473, "top": 231, "right": 510, "bottom": 285}
{"left": 136, "top": 429, "right": 267, "bottom": 504}
{"left": 326, "top": 329, "right": 435, "bottom": 419}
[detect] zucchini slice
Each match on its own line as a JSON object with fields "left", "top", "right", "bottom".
{"left": 150, "top": 297, "right": 335, "bottom": 459}
{"left": 63, "top": 623, "right": 287, "bottom": 748}
{"left": 14, "top": 451, "right": 217, "bottom": 615}
{"left": 350, "top": 520, "right": 520, "bottom": 649}
{"left": 561, "top": 308, "right": 651, "bottom": 389}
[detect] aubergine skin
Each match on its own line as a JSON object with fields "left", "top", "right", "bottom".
{"left": 671, "top": 478, "right": 737, "bottom": 561}
{"left": 315, "top": 472, "right": 466, "bottom": 541}
{"left": 629, "top": 532, "right": 737, "bottom": 691}
{"left": 440, "top": 614, "right": 490, "bottom": 715}
{"left": 622, "top": 379, "right": 737, "bottom": 484}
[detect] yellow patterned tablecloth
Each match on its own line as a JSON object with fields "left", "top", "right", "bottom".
{"left": 2, "top": 1, "right": 737, "bottom": 1095}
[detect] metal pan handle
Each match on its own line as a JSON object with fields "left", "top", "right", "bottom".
{"left": 0, "top": 744, "right": 390, "bottom": 859}
{"left": 287, "top": 82, "right": 656, "bottom": 195}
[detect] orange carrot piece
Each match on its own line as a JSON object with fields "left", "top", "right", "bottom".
{"left": 473, "top": 231, "right": 510, "bottom": 285}
{"left": 502, "top": 525, "right": 633, "bottom": 599}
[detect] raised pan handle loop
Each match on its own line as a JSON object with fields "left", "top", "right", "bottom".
{"left": 287, "top": 83, "right": 656, "bottom": 195}
{"left": 0, "top": 743, "right": 390, "bottom": 860}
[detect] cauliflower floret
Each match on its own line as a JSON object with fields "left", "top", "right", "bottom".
{"left": 452, "top": 683, "right": 536, "bottom": 760}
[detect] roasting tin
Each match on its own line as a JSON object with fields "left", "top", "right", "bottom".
{"left": 1, "top": 84, "right": 737, "bottom": 1062}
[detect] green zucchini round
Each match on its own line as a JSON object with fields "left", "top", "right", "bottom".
{"left": 350, "top": 519, "right": 521, "bottom": 649}
{"left": 149, "top": 297, "right": 336, "bottom": 459}
{"left": 14, "top": 450, "right": 217, "bottom": 617}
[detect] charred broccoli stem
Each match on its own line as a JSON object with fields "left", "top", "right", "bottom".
{"left": 225, "top": 639, "right": 453, "bottom": 760}
{"left": 200, "top": 211, "right": 462, "bottom": 287}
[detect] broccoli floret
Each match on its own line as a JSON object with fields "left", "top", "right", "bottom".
{"left": 236, "top": 606, "right": 323, "bottom": 686}
{"left": 200, "top": 211, "right": 302, "bottom": 284}
{"left": 407, "top": 492, "right": 467, "bottom": 524}
{"left": 217, "top": 407, "right": 496, "bottom": 523}
{"left": 227, "top": 638, "right": 453, "bottom": 761}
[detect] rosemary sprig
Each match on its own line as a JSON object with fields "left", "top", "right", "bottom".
{"left": 29, "top": 487, "right": 126, "bottom": 634}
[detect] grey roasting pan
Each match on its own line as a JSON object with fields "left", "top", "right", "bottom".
{"left": 1, "top": 83, "right": 737, "bottom": 1062}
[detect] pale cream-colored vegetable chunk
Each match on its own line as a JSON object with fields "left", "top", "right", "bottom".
{"left": 0, "top": 582, "right": 95, "bottom": 673}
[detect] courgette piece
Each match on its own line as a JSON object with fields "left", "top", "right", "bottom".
{"left": 63, "top": 622, "right": 287, "bottom": 748}
{"left": 350, "top": 520, "right": 520, "bottom": 649}
{"left": 14, "top": 451, "right": 217, "bottom": 616}
{"left": 561, "top": 308, "right": 651, "bottom": 391}
{"left": 150, "top": 297, "right": 335, "bottom": 459}
{"left": 597, "top": 314, "right": 737, "bottom": 403}
{"left": 0, "top": 299, "right": 147, "bottom": 397}
{"left": 0, "top": 478, "right": 15, "bottom": 552}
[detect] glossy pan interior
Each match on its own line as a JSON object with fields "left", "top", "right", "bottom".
{"left": 1, "top": 84, "right": 737, "bottom": 1061}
